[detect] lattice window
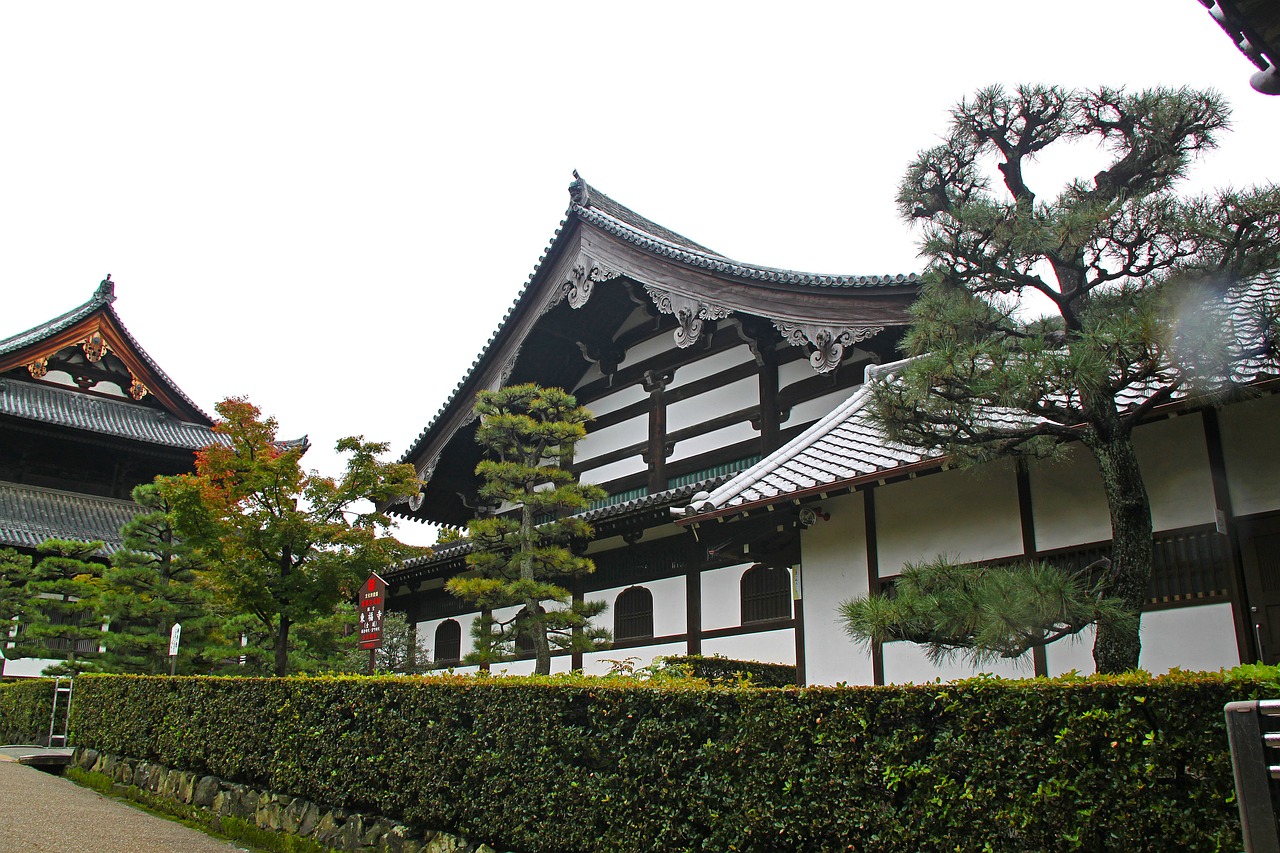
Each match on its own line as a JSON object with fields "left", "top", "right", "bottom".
{"left": 434, "top": 619, "right": 461, "bottom": 665}
{"left": 614, "top": 586, "right": 654, "bottom": 641}
{"left": 741, "top": 564, "right": 791, "bottom": 625}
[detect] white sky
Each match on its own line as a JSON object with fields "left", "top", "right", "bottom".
{"left": 2, "top": 2, "right": 1275, "bottom": 546}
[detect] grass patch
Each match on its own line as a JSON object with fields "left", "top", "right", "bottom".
{"left": 63, "top": 766, "right": 335, "bottom": 853}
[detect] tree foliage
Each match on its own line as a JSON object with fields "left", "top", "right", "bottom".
{"left": 840, "top": 556, "right": 1135, "bottom": 667}
{"left": 159, "top": 397, "right": 423, "bottom": 676}
{"left": 446, "top": 384, "right": 610, "bottom": 674}
{"left": 97, "top": 483, "right": 223, "bottom": 674}
{"left": 4, "top": 539, "right": 106, "bottom": 675}
{"left": 874, "top": 84, "right": 1280, "bottom": 672}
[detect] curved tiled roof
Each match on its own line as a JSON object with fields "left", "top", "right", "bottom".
{"left": 0, "top": 278, "right": 213, "bottom": 425}
{"left": 687, "top": 274, "right": 1280, "bottom": 519}
{"left": 0, "top": 378, "right": 219, "bottom": 450}
{"left": 390, "top": 474, "right": 735, "bottom": 578}
{"left": 399, "top": 175, "right": 918, "bottom": 467}
{"left": 0, "top": 481, "right": 138, "bottom": 554}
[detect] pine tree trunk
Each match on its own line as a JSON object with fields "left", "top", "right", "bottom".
{"left": 1085, "top": 432, "right": 1154, "bottom": 674}
{"left": 522, "top": 504, "right": 552, "bottom": 675}
{"left": 275, "top": 614, "right": 290, "bottom": 677}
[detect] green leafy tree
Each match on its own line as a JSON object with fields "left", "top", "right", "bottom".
{"left": 446, "top": 384, "right": 610, "bottom": 675}
{"left": 342, "top": 609, "right": 430, "bottom": 674}
{"left": 840, "top": 556, "right": 1135, "bottom": 666}
{"left": 5, "top": 540, "right": 106, "bottom": 675}
{"left": 97, "top": 483, "right": 224, "bottom": 674}
{"left": 876, "top": 84, "right": 1280, "bottom": 673}
{"left": 160, "top": 397, "right": 423, "bottom": 676}
{"left": 0, "top": 548, "right": 34, "bottom": 672}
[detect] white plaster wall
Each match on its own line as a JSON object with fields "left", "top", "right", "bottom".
{"left": 882, "top": 642, "right": 1030, "bottom": 684}
{"left": 1133, "top": 415, "right": 1216, "bottom": 531}
{"left": 777, "top": 358, "right": 815, "bottom": 391}
{"left": 666, "top": 376, "right": 757, "bottom": 433}
{"left": 876, "top": 462, "right": 1022, "bottom": 575}
{"left": 1139, "top": 604, "right": 1240, "bottom": 673}
{"left": 668, "top": 345, "right": 754, "bottom": 391}
{"left": 619, "top": 333, "right": 676, "bottom": 371}
{"left": 1044, "top": 627, "right": 1098, "bottom": 676}
{"left": 581, "top": 382, "right": 648, "bottom": 418}
{"left": 1029, "top": 449, "right": 1111, "bottom": 552}
{"left": 581, "top": 641, "right": 687, "bottom": 676}
{"left": 798, "top": 492, "right": 877, "bottom": 686}
{"left": 1221, "top": 392, "right": 1280, "bottom": 517}
{"left": 702, "top": 629, "right": 796, "bottom": 666}
{"left": 584, "top": 575, "right": 686, "bottom": 638}
{"left": 577, "top": 414, "right": 648, "bottom": 467}
{"left": 783, "top": 387, "right": 861, "bottom": 429}
{"left": 578, "top": 456, "right": 643, "bottom": 488}
{"left": 0, "top": 656, "right": 60, "bottom": 678}
{"left": 417, "top": 612, "right": 479, "bottom": 665}
{"left": 668, "top": 422, "right": 759, "bottom": 464}
{"left": 699, "top": 562, "right": 758, "bottom": 631}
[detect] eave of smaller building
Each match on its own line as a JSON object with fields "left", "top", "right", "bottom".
{"left": 0, "top": 481, "right": 139, "bottom": 554}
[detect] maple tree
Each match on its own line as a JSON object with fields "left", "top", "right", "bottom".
{"left": 159, "top": 397, "right": 423, "bottom": 676}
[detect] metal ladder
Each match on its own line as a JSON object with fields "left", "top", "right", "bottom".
{"left": 47, "top": 678, "right": 72, "bottom": 748}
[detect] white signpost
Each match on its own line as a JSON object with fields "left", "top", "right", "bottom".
{"left": 168, "top": 623, "right": 182, "bottom": 676}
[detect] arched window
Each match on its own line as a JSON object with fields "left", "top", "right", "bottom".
{"left": 434, "top": 619, "right": 461, "bottom": 665}
{"left": 740, "top": 564, "right": 791, "bottom": 624}
{"left": 614, "top": 586, "right": 654, "bottom": 641}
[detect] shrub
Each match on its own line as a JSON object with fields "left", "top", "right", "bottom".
{"left": 69, "top": 668, "right": 1279, "bottom": 852}
{"left": 0, "top": 678, "right": 56, "bottom": 744}
{"left": 659, "top": 654, "right": 797, "bottom": 687}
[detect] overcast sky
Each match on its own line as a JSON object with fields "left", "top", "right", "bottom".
{"left": 2, "top": 2, "right": 1275, "bottom": 545}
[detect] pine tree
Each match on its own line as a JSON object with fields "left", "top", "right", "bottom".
{"left": 98, "top": 483, "right": 223, "bottom": 674}
{"left": 447, "top": 384, "right": 610, "bottom": 675}
{"left": 0, "top": 548, "right": 34, "bottom": 671}
{"left": 875, "top": 85, "right": 1280, "bottom": 672}
{"left": 6, "top": 540, "right": 106, "bottom": 675}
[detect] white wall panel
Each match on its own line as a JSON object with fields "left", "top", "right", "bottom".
{"left": 669, "top": 422, "right": 759, "bottom": 464}
{"left": 666, "top": 376, "right": 757, "bottom": 433}
{"left": 620, "top": 333, "right": 677, "bottom": 371}
{"left": 702, "top": 629, "right": 795, "bottom": 666}
{"left": 799, "top": 492, "right": 875, "bottom": 686}
{"left": 577, "top": 415, "right": 649, "bottom": 466}
{"left": 585, "top": 575, "right": 686, "bottom": 638}
{"left": 777, "top": 358, "right": 815, "bottom": 391}
{"left": 700, "top": 562, "right": 755, "bottom": 631}
{"left": 579, "top": 456, "right": 644, "bottom": 487}
{"left": 881, "top": 641, "right": 1030, "bottom": 684}
{"left": 668, "top": 345, "right": 754, "bottom": 391}
{"left": 580, "top": 642, "right": 688, "bottom": 676}
{"left": 782, "top": 387, "right": 860, "bottom": 429}
{"left": 1139, "top": 604, "right": 1239, "bottom": 673}
{"left": 1029, "top": 450, "right": 1111, "bottom": 553}
{"left": 1045, "top": 627, "right": 1098, "bottom": 676}
{"left": 581, "top": 382, "right": 649, "bottom": 418}
{"left": 1221, "top": 393, "right": 1280, "bottom": 517}
{"left": 1134, "top": 415, "right": 1215, "bottom": 531}
{"left": 877, "top": 463, "right": 1022, "bottom": 575}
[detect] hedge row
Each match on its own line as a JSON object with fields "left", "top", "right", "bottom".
{"left": 660, "top": 655, "right": 798, "bottom": 687}
{"left": 70, "top": 669, "right": 1276, "bottom": 853}
{"left": 0, "top": 678, "right": 55, "bottom": 745}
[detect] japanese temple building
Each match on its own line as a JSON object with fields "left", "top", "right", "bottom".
{"left": 386, "top": 175, "right": 1280, "bottom": 684}
{"left": 0, "top": 278, "right": 218, "bottom": 676}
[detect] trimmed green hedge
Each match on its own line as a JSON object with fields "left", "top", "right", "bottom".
{"left": 70, "top": 669, "right": 1276, "bottom": 852}
{"left": 661, "top": 654, "right": 798, "bottom": 687}
{"left": 0, "top": 678, "right": 55, "bottom": 745}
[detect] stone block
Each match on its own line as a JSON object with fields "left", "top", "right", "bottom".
{"left": 193, "top": 775, "right": 220, "bottom": 807}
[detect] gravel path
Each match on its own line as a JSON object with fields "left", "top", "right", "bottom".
{"left": 0, "top": 761, "right": 253, "bottom": 852}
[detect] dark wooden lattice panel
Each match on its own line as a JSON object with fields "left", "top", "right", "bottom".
{"left": 741, "top": 564, "right": 791, "bottom": 624}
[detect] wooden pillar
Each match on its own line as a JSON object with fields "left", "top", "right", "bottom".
{"left": 864, "top": 487, "right": 884, "bottom": 686}
{"left": 756, "top": 351, "right": 780, "bottom": 455}
{"left": 686, "top": 563, "right": 702, "bottom": 656}
{"left": 792, "top": 564, "right": 806, "bottom": 686}
{"left": 571, "top": 577, "right": 585, "bottom": 671}
{"left": 1016, "top": 460, "right": 1048, "bottom": 678}
{"left": 1202, "top": 407, "right": 1254, "bottom": 663}
{"left": 644, "top": 370, "right": 672, "bottom": 494}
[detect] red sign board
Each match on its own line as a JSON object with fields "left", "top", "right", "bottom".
{"left": 358, "top": 573, "right": 386, "bottom": 650}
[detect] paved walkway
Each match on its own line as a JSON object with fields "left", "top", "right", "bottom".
{"left": 0, "top": 760, "right": 253, "bottom": 852}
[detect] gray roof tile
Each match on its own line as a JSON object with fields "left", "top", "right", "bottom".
{"left": 0, "top": 481, "right": 138, "bottom": 554}
{"left": 0, "top": 378, "right": 219, "bottom": 450}
{"left": 692, "top": 275, "right": 1280, "bottom": 517}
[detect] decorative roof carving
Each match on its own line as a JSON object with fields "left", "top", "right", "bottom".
{"left": 643, "top": 284, "right": 733, "bottom": 348}
{"left": 773, "top": 321, "right": 885, "bottom": 373}
{"left": 565, "top": 254, "right": 619, "bottom": 310}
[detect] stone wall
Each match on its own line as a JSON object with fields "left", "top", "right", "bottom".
{"left": 71, "top": 747, "right": 503, "bottom": 853}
